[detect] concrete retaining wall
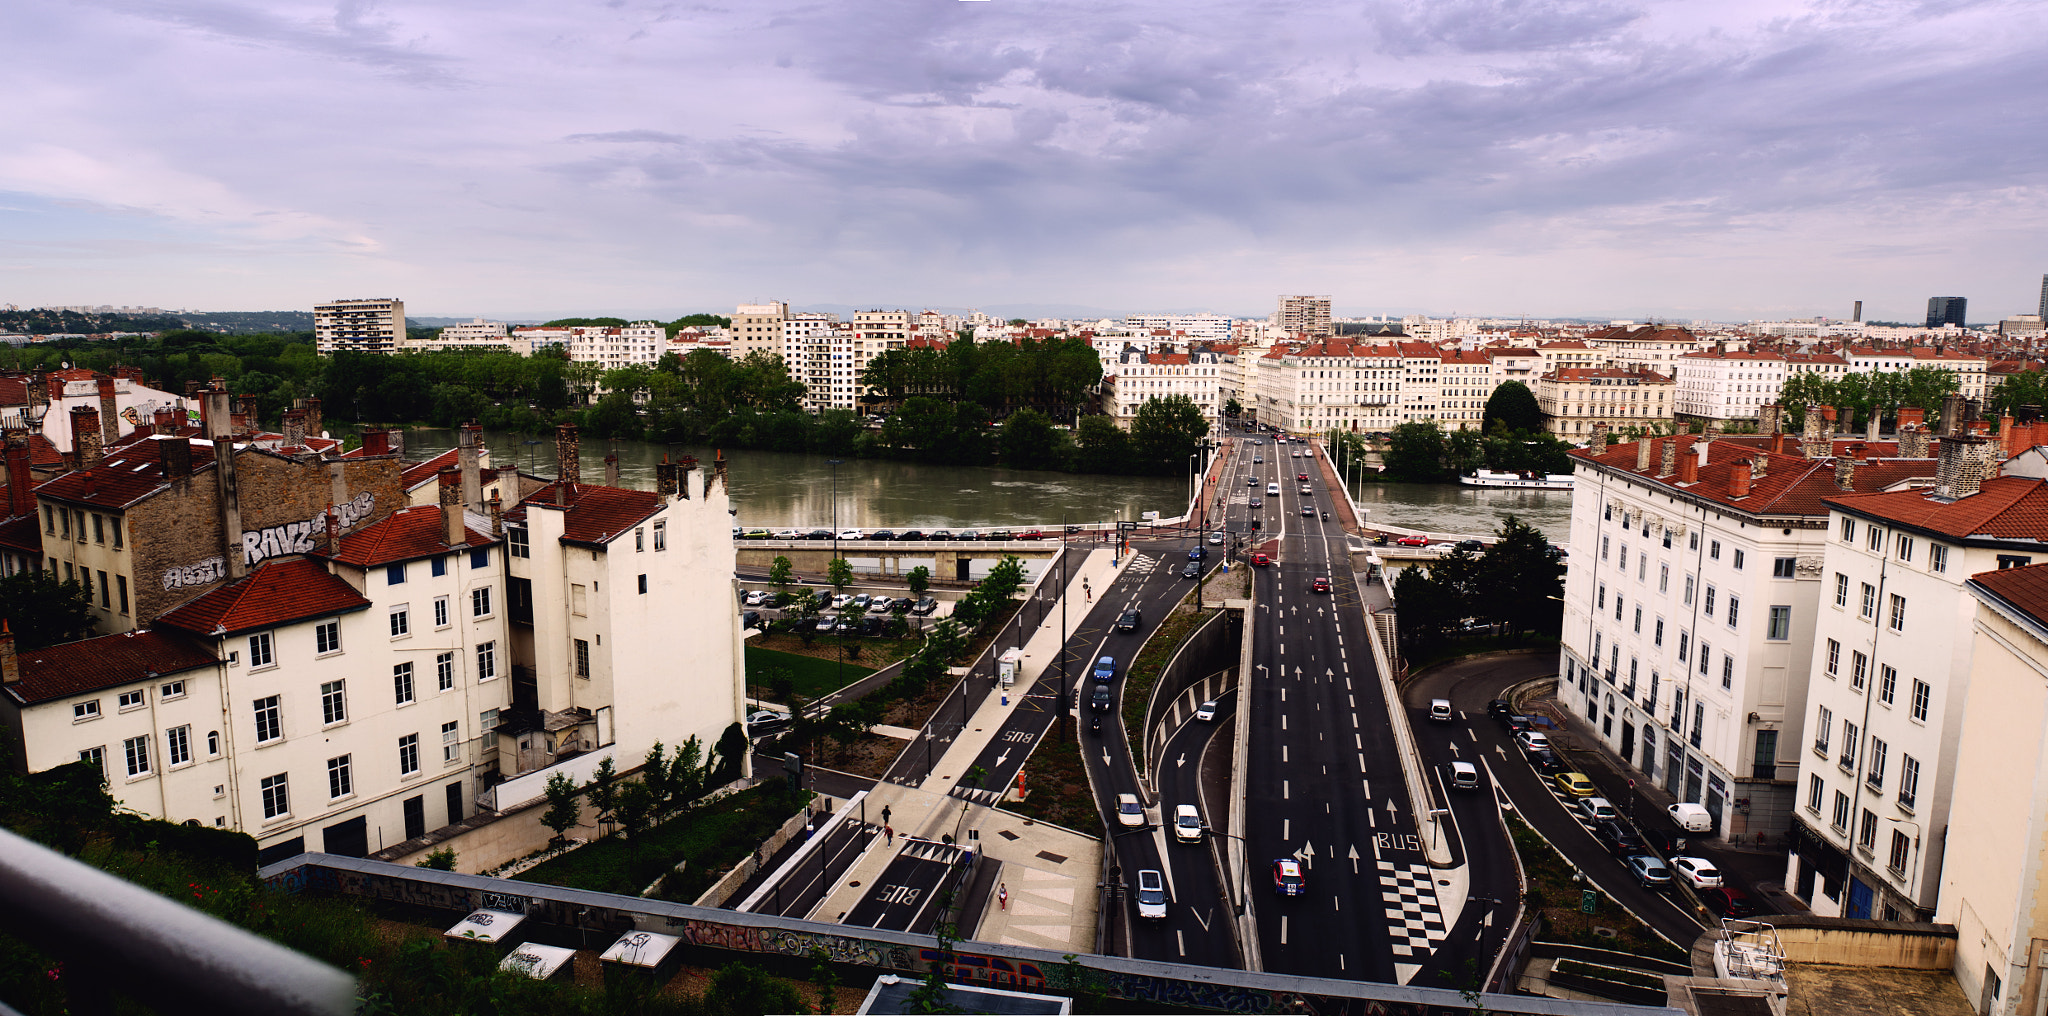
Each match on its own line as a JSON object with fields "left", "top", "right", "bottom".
{"left": 1764, "top": 917, "right": 1957, "bottom": 969}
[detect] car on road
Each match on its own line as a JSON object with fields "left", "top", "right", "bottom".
{"left": 868, "top": 530, "right": 895, "bottom": 541}
{"left": 986, "top": 528, "right": 1015, "bottom": 540}
{"left": 1194, "top": 700, "right": 1218, "bottom": 722}
{"left": 896, "top": 530, "right": 924, "bottom": 541}
{"left": 1299, "top": 486, "right": 1312, "bottom": 496}
{"left": 742, "top": 528, "right": 771, "bottom": 540}
{"left": 1188, "top": 547, "right": 1206, "bottom": 560}
{"left": 891, "top": 597, "right": 914, "bottom": 613}
{"left": 911, "top": 596, "right": 938, "bottom": 615}
{"left": 1699, "top": 887, "right": 1756, "bottom": 918}
{"left": 1447, "top": 760, "right": 1480, "bottom": 790}
{"left": 834, "top": 614, "right": 860, "bottom": 634}
{"left": 1250, "top": 553, "right": 1271, "bottom": 566}
{"left": 868, "top": 597, "right": 894, "bottom": 613}
{"left": 1209, "top": 530, "right": 1225, "bottom": 544}
{"left": 1093, "top": 656, "right": 1117, "bottom": 681}
{"left": 742, "top": 589, "right": 768, "bottom": 606}
{"left": 1501, "top": 713, "right": 1536, "bottom": 735}
{"left": 1456, "top": 539, "right": 1485, "bottom": 553}
{"left": 1253, "top": 455, "right": 1263, "bottom": 463}
{"left": 831, "top": 594, "right": 854, "bottom": 609}
{"left": 1670, "top": 856, "right": 1723, "bottom": 889}
{"left": 1429, "top": 543, "right": 1457, "bottom": 554}
{"left": 745, "top": 710, "right": 789, "bottom": 734}
{"left": 1016, "top": 529, "right": 1044, "bottom": 541}
{"left": 1395, "top": 535, "right": 1429, "bottom": 547}
{"left": 1115, "top": 793, "right": 1144, "bottom": 827}
{"left": 1090, "top": 684, "right": 1113, "bottom": 713}
{"left": 837, "top": 529, "right": 862, "bottom": 540}
{"left": 1626, "top": 854, "right": 1673, "bottom": 889}
{"left": 926, "top": 530, "right": 953, "bottom": 541}
{"left": 1251, "top": 439, "right": 1264, "bottom": 445}
{"left": 774, "top": 529, "right": 803, "bottom": 540}
{"left": 805, "top": 529, "right": 834, "bottom": 540}
{"left": 1247, "top": 475, "right": 1259, "bottom": 486}
{"left": 1486, "top": 699, "right": 1514, "bottom": 723}
{"left": 1311, "top": 577, "right": 1331, "bottom": 593}
{"left": 1554, "top": 772, "right": 1597, "bottom": 797}
{"left": 1516, "top": 730, "right": 1552, "bottom": 754}
{"left": 849, "top": 593, "right": 872, "bottom": 609}
{"left": 1181, "top": 561, "right": 1202, "bottom": 579}
{"left": 1291, "top": 450, "right": 1302, "bottom": 458}
{"left": 1115, "top": 610, "right": 1142, "bottom": 632}
{"left": 955, "top": 529, "right": 980, "bottom": 541}
{"left": 1429, "top": 698, "right": 1453, "bottom": 721}
{"left": 1173, "top": 805, "right": 1203, "bottom": 843}
{"left": 1578, "top": 797, "right": 1618, "bottom": 824}
{"left": 1297, "top": 472, "right": 1309, "bottom": 481}
{"left": 1593, "top": 820, "right": 1645, "bottom": 856}
{"left": 740, "top": 610, "right": 762, "bottom": 630}
{"left": 1272, "top": 859, "right": 1306, "bottom": 896}
{"left": 1298, "top": 505, "right": 1315, "bottom": 516}
{"left": 1135, "top": 869, "right": 1167, "bottom": 919}
{"left": 1528, "top": 749, "right": 1570, "bottom": 777}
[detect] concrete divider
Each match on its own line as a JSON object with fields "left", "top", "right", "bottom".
{"left": 1136, "top": 607, "right": 1240, "bottom": 783}
{"left": 1362, "top": 605, "right": 1452, "bottom": 868}
{"left": 695, "top": 801, "right": 832, "bottom": 909}
{"left": 1226, "top": 585, "right": 1261, "bottom": 972}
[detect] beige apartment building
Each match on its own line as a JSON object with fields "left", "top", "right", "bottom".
{"left": 1275, "top": 296, "right": 1332, "bottom": 337}
{"left": 315, "top": 298, "right": 407, "bottom": 355}
{"left": 1535, "top": 367, "right": 1674, "bottom": 440}
{"left": 731, "top": 302, "right": 789, "bottom": 360}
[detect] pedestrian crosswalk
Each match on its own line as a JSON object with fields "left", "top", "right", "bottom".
{"left": 1125, "top": 554, "right": 1158, "bottom": 575}
{"left": 950, "top": 785, "right": 1002, "bottom": 806}
{"left": 1378, "top": 859, "right": 1449, "bottom": 957}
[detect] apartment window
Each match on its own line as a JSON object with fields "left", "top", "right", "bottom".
{"left": 1633, "top": 606, "right": 1642, "bottom": 633}
{"left": 387, "top": 563, "right": 406, "bottom": 585}
{"left": 315, "top": 620, "right": 340, "bottom": 655}
{"left": 253, "top": 696, "right": 282, "bottom": 743}
{"left": 79, "top": 746, "right": 105, "bottom": 773}
{"left": 1709, "top": 540, "right": 1721, "bottom": 561}
{"left": 1663, "top": 529, "right": 1673, "bottom": 549}
{"left": 1867, "top": 526, "right": 1883, "bottom": 552}
{"left": 476, "top": 642, "right": 496, "bottom": 682}
{"left": 1860, "top": 583, "right": 1876, "bottom": 619}
{"left": 260, "top": 774, "right": 290, "bottom": 819}
{"left": 116, "top": 575, "right": 127, "bottom": 614}
{"left": 1732, "top": 549, "right": 1745, "bottom": 570}
{"left": 320, "top": 680, "right": 346, "bottom": 725}
{"left": 636, "top": 527, "right": 645, "bottom": 552}
{"left": 1841, "top": 720, "right": 1860, "bottom": 768}
{"left": 393, "top": 663, "right": 415, "bottom": 705}
{"left": 637, "top": 574, "right": 647, "bottom": 595}
{"left": 249, "top": 632, "right": 274, "bottom": 668}
{"left": 1684, "top": 576, "right": 1695, "bottom": 605}
{"left": 97, "top": 571, "right": 109, "bottom": 608}
{"left": 123, "top": 735, "right": 151, "bottom": 778}
{"left": 118, "top": 690, "right": 144, "bottom": 711}
{"left": 166, "top": 725, "right": 191, "bottom": 767}
{"left": 441, "top": 721, "right": 461, "bottom": 763}
{"left": 1767, "top": 605, "right": 1790, "bottom": 640}
{"left": 389, "top": 605, "right": 409, "bottom": 638}
{"left": 1602, "top": 536, "right": 1610, "bottom": 561}
{"left": 1593, "top": 632, "right": 1602, "bottom": 659}
{"left": 1848, "top": 650, "right": 1867, "bottom": 689}
{"left": 43, "top": 505, "right": 54, "bottom": 535}
{"left": 1931, "top": 544, "right": 1949, "bottom": 573}
{"left": 1678, "top": 631, "right": 1690, "bottom": 662}
{"left": 1597, "top": 584, "right": 1606, "bottom": 610}
{"left": 1772, "top": 556, "right": 1795, "bottom": 578}
{"left": 653, "top": 521, "right": 666, "bottom": 551}
{"left": 1900, "top": 754, "right": 1920, "bottom": 808}
{"left": 1889, "top": 830, "right": 1911, "bottom": 874}
{"left": 1689, "top": 532, "right": 1700, "bottom": 550}
{"left": 1867, "top": 738, "right": 1887, "bottom": 789}
{"left": 1910, "top": 679, "right": 1930, "bottom": 721}
{"left": 1692, "top": 703, "right": 1704, "bottom": 747}
{"left": 507, "top": 527, "right": 529, "bottom": 558}
{"left": 1832, "top": 790, "right": 1850, "bottom": 831}
{"left": 1727, "top": 595, "right": 1740, "bottom": 629}
{"left": 1605, "top": 504, "right": 1613, "bottom": 521}
{"left": 1704, "top": 586, "right": 1716, "bottom": 618}
{"left": 433, "top": 596, "right": 449, "bottom": 628}
{"left": 471, "top": 586, "right": 491, "bottom": 618}
{"left": 480, "top": 708, "right": 500, "bottom": 733}
{"left": 1858, "top": 809, "right": 1878, "bottom": 850}
{"left": 1722, "top": 654, "right": 1734, "bottom": 689}
{"left": 327, "top": 755, "right": 353, "bottom": 799}
{"left": 1841, "top": 517, "right": 1856, "bottom": 542}
{"left": 2000, "top": 554, "right": 2035, "bottom": 570}
{"left": 1888, "top": 593, "right": 1905, "bottom": 632}
{"left": 1619, "top": 545, "right": 1628, "bottom": 571}
{"left": 1835, "top": 573, "right": 1849, "bottom": 607}
{"left": 431, "top": 556, "right": 446, "bottom": 577}
{"left": 575, "top": 638, "right": 590, "bottom": 678}
{"left": 470, "top": 548, "right": 488, "bottom": 569}
{"left": 1659, "top": 564, "right": 1669, "bottom": 592}
{"left": 1815, "top": 705, "right": 1832, "bottom": 754}
{"left": 1654, "top": 618, "right": 1665, "bottom": 646}
{"left": 1807, "top": 774, "right": 1824, "bottom": 813}
{"left": 398, "top": 733, "right": 420, "bottom": 776}
{"left": 436, "top": 652, "right": 455, "bottom": 692}
{"left": 1897, "top": 536, "right": 1914, "bottom": 562}
{"left": 1699, "top": 640, "right": 1711, "bottom": 676}
{"left": 207, "top": 730, "right": 219, "bottom": 756}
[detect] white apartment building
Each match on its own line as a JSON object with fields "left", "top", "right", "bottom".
{"left": 1126, "top": 314, "right": 1233, "bottom": 342}
{"left": 1439, "top": 350, "right": 1492, "bottom": 429}
{"left": 731, "top": 303, "right": 789, "bottom": 359}
{"left": 1535, "top": 368, "right": 1675, "bottom": 440}
{"left": 1674, "top": 349, "right": 1788, "bottom": 423}
{"left": 782, "top": 313, "right": 843, "bottom": 413}
{"left": 1102, "top": 347, "right": 1226, "bottom": 427}
{"left": 1250, "top": 341, "right": 1404, "bottom": 434}
{"left": 1784, "top": 351, "right": 1852, "bottom": 383}
{"left": 566, "top": 324, "right": 664, "bottom": 372}
{"left": 315, "top": 298, "right": 407, "bottom": 356}
{"left": 1787, "top": 453, "right": 2030, "bottom": 924}
{"left": 1558, "top": 436, "right": 1935, "bottom": 843}
{"left": 412, "top": 319, "right": 514, "bottom": 352}
{"left": 1587, "top": 325, "right": 1708, "bottom": 373}
{"left": 1538, "top": 340, "right": 1600, "bottom": 375}
{"left": 1397, "top": 342, "right": 1442, "bottom": 424}
{"left": 1487, "top": 347, "right": 1542, "bottom": 385}
{"left": 1276, "top": 296, "right": 1332, "bottom": 336}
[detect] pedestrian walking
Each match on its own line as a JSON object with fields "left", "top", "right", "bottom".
{"left": 884, "top": 824, "right": 894, "bottom": 845}
{"left": 999, "top": 884, "right": 1008, "bottom": 910}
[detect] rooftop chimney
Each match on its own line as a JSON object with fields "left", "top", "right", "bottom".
{"left": 1678, "top": 440, "right": 1701, "bottom": 484}
{"left": 204, "top": 389, "right": 245, "bottom": 580}
{"left": 1865, "top": 407, "right": 1881, "bottom": 444}
{"left": 281, "top": 410, "right": 306, "bottom": 449}
{"left": 70, "top": 405, "right": 102, "bottom": 470}
{"left": 1940, "top": 394, "right": 1965, "bottom": 436}
{"left": 362, "top": 429, "right": 391, "bottom": 457}
{"left": 154, "top": 407, "right": 176, "bottom": 433}
{"left": 1899, "top": 425, "right": 1929, "bottom": 459}
{"left": 604, "top": 451, "right": 620, "bottom": 488}
{"left": 1801, "top": 404, "right": 1828, "bottom": 459}
{"left": 1635, "top": 440, "right": 1652, "bottom": 471}
{"left": 1660, "top": 438, "right": 1677, "bottom": 477}
{"left": 159, "top": 436, "right": 192, "bottom": 482}
{"left": 1591, "top": 422, "right": 1610, "bottom": 449}
{"left": 488, "top": 490, "right": 503, "bottom": 537}
{"left": 95, "top": 377, "right": 118, "bottom": 448}
{"left": 654, "top": 457, "right": 678, "bottom": 497}
{"left": 1898, "top": 406, "right": 1925, "bottom": 431}
{"left": 5, "top": 428, "right": 31, "bottom": 518}
{"left": 458, "top": 422, "right": 483, "bottom": 509}
{"left": 555, "top": 424, "right": 580, "bottom": 486}
{"left": 677, "top": 455, "right": 697, "bottom": 500}
{"left": 301, "top": 397, "right": 322, "bottom": 440}
{"left": 439, "top": 468, "right": 465, "bottom": 547}
{"left": 1728, "top": 459, "right": 1752, "bottom": 498}
{"left": 1751, "top": 447, "right": 1768, "bottom": 479}
{"left": 25, "top": 375, "right": 47, "bottom": 433}
{"left": 1835, "top": 453, "right": 1857, "bottom": 490}
{"left": 229, "top": 395, "right": 251, "bottom": 435}
{"left": 1759, "top": 403, "right": 1782, "bottom": 437}
{"left": 0, "top": 622, "right": 16, "bottom": 686}
{"left": 1935, "top": 435, "right": 1992, "bottom": 500}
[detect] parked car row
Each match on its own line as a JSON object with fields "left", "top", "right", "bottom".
{"left": 741, "top": 588, "right": 941, "bottom": 615}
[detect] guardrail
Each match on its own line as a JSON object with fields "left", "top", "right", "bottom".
{"left": 0, "top": 827, "right": 356, "bottom": 1016}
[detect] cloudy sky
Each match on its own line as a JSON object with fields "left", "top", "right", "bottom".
{"left": 3, "top": 0, "right": 2045, "bottom": 322}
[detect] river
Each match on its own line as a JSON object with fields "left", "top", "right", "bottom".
{"left": 404, "top": 428, "right": 1572, "bottom": 543}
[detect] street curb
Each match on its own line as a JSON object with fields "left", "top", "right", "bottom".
{"left": 1227, "top": 581, "right": 1262, "bottom": 972}
{"left": 1363, "top": 603, "right": 1454, "bottom": 868}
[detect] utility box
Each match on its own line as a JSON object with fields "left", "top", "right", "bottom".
{"left": 998, "top": 648, "right": 1024, "bottom": 688}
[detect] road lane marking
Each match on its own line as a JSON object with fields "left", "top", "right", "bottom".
{"left": 1283, "top": 780, "right": 1290, "bottom": 800}
{"left": 1282, "top": 715, "right": 1288, "bottom": 731}
{"left": 1351, "top": 712, "right": 1359, "bottom": 727}
{"left": 1283, "top": 818, "right": 1290, "bottom": 839}
{"left": 1355, "top": 733, "right": 1362, "bottom": 749}
{"left": 1283, "top": 745, "right": 1289, "bottom": 762}
{"left": 1177, "top": 930, "right": 1186, "bottom": 956}
{"left": 1281, "top": 916, "right": 1289, "bottom": 945}
{"left": 1363, "top": 779, "right": 1371, "bottom": 797}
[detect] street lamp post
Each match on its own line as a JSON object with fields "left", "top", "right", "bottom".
{"left": 830, "top": 459, "right": 844, "bottom": 690}
{"left": 1059, "top": 514, "right": 1071, "bottom": 742}
{"left": 1203, "top": 826, "right": 1251, "bottom": 916}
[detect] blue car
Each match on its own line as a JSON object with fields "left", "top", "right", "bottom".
{"left": 1094, "top": 656, "right": 1117, "bottom": 682}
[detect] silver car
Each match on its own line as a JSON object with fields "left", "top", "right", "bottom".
{"left": 1135, "top": 869, "right": 1167, "bottom": 919}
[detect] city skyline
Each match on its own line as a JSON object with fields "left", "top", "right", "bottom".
{"left": 4, "top": 1, "right": 2046, "bottom": 323}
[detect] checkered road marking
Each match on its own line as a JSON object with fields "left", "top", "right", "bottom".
{"left": 1378, "top": 860, "right": 1448, "bottom": 957}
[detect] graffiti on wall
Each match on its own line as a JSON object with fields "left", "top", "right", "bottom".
{"left": 161, "top": 493, "right": 379, "bottom": 589}
{"left": 162, "top": 556, "right": 228, "bottom": 591}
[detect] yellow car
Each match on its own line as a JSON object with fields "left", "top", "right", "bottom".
{"left": 1553, "top": 772, "right": 1597, "bottom": 798}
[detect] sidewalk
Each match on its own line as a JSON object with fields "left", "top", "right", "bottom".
{"left": 807, "top": 548, "right": 1123, "bottom": 950}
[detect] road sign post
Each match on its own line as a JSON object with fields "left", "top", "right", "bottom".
{"left": 1580, "top": 889, "right": 1598, "bottom": 915}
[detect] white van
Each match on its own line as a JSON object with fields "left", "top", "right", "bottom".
{"left": 1447, "top": 761, "right": 1480, "bottom": 790}
{"left": 1267, "top": 482, "right": 1281, "bottom": 496}
{"left": 1669, "top": 802, "right": 1714, "bottom": 833}
{"left": 1429, "top": 698, "right": 1453, "bottom": 722}
{"left": 1173, "top": 804, "right": 1203, "bottom": 843}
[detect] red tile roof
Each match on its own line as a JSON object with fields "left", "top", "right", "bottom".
{"left": 1546, "top": 367, "right": 1674, "bottom": 383}
{"left": 0, "top": 514, "right": 41, "bottom": 554}
{"left": 34, "top": 436, "right": 218, "bottom": 509}
{"left": 1574, "top": 438, "right": 1935, "bottom": 517}
{"left": 155, "top": 557, "right": 371, "bottom": 636}
{"left": 1679, "top": 349, "right": 1786, "bottom": 362}
{"left": 1969, "top": 563, "right": 2048, "bottom": 629}
{"left": 325, "top": 503, "right": 494, "bottom": 567}
{"left": 506, "top": 483, "right": 665, "bottom": 546}
{"left": 3, "top": 629, "right": 220, "bottom": 707}
{"left": 1824, "top": 476, "right": 2048, "bottom": 543}
{"left": 400, "top": 448, "right": 461, "bottom": 489}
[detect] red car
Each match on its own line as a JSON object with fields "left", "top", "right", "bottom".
{"left": 1250, "top": 553, "right": 1271, "bottom": 567}
{"left": 1015, "top": 529, "right": 1044, "bottom": 541}
{"left": 1698, "top": 887, "right": 1756, "bottom": 918}
{"left": 1296, "top": 473, "right": 1309, "bottom": 482}
{"left": 1395, "top": 535, "right": 1429, "bottom": 547}
{"left": 1311, "top": 577, "right": 1331, "bottom": 593}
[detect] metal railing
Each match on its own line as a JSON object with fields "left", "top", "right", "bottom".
{"left": 0, "top": 826, "right": 356, "bottom": 1016}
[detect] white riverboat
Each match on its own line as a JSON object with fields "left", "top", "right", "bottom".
{"left": 1459, "top": 469, "right": 1574, "bottom": 490}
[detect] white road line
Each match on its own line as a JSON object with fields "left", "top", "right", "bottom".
{"left": 1279, "top": 625, "right": 1286, "bottom": 636}
{"left": 1282, "top": 715, "right": 1289, "bottom": 731}
{"left": 1283, "top": 745, "right": 1289, "bottom": 762}
{"left": 1333, "top": 896, "right": 1341, "bottom": 911}
{"left": 1346, "top": 678, "right": 1354, "bottom": 691}
{"left": 1283, "top": 818, "right": 1290, "bottom": 839}
{"left": 1281, "top": 688, "right": 1287, "bottom": 702}
{"left": 1283, "top": 780, "right": 1290, "bottom": 800}
{"left": 1351, "top": 712, "right": 1359, "bottom": 727}
{"left": 1281, "top": 916, "right": 1289, "bottom": 945}
{"left": 1348, "top": 694, "right": 1355, "bottom": 708}
{"left": 1355, "top": 733, "right": 1362, "bottom": 749}
{"left": 1280, "top": 644, "right": 1286, "bottom": 655}
{"left": 1358, "top": 753, "right": 1366, "bottom": 772}
{"left": 1363, "top": 779, "right": 1372, "bottom": 797}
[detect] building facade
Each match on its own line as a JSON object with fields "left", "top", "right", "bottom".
{"left": 731, "top": 302, "right": 789, "bottom": 360}
{"left": 1674, "top": 349, "right": 1787, "bottom": 424}
{"left": 1275, "top": 296, "right": 1332, "bottom": 337}
{"left": 1534, "top": 368, "right": 1674, "bottom": 440}
{"left": 315, "top": 299, "right": 407, "bottom": 355}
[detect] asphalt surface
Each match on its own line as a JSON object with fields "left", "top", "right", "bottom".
{"left": 744, "top": 818, "right": 879, "bottom": 920}
{"left": 841, "top": 839, "right": 972, "bottom": 933}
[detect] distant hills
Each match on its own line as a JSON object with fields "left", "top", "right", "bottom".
{"left": 0, "top": 308, "right": 190, "bottom": 335}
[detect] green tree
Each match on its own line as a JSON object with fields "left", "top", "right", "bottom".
{"left": 413, "top": 847, "right": 458, "bottom": 870}
{"left": 997, "top": 407, "right": 1063, "bottom": 471}
{"left": 707, "top": 962, "right": 805, "bottom": 1016}
{"left": 0, "top": 571, "right": 96, "bottom": 649}
{"left": 1476, "top": 515, "right": 1565, "bottom": 637}
{"left": 810, "top": 947, "right": 841, "bottom": 1016}
{"left": 615, "top": 780, "right": 655, "bottom": 840}
{"left": 640, "top": 742, "right": 674, "bottom": 814}
{"left": 540, "top": 772, "right": 581, "bottom": 844}
{"left": 768, "top": 556, "right": 795, "bottom": 600}
{"left": 827, "top": 557, "right": 854, "bottom": 591}
{"left": 1071, "top": 415, "right": 1131, "bottom": 474}
{"left": 1482, "top": 381, "right": 1542, "bottom": 434}
{"left": 1383, "top": 422, "right": 1451, "bottom": 482}
{"left": 1224, "top": 398, "right": 1243, "bottom": 418}
{"left": 1129, "top": 395, "right": 1210, "bottom": 473}
{"left": 585, "top": 755, "right": 620, "bottom": 836}
{"left": 906, "top": 565, "right": 931, "bottom": 598}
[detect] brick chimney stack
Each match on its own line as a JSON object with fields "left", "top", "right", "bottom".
{"left": 25, "top": 375, "right": 48, "bottom": 434}
{"left": 302, "top": 397, "right": 322, "bottom": 439}
{"left": 281, "top": 410, "right": 306, "bottom": 449}
{"left": 457, "top": 422, "right": 483, "bottom": 509}
{"left": 440, "top": 468, "right": 465, "bottom": 547}
{"left": 1635, "top": 440, "right": 1652, "bottom": 471}
{"left": 70, "top": 405, "right": 102, "bottom": 470}
{"left": 654, "top": 456, "right": 678, "bottom": 497}
{"left": 1801, "top": 404, "right": 1827, "bottom": 459}
{"left": 1729, "top": 458, "right": 1752, "bottom": 498}
{"left": 362, "top": 429, "right": 391, "bottom": 456}
{"left": 1591, "top": 422, "right": 1609, "bottom": 449}
{"left": 1835, "top": 452, "right": 1856, "bottom": 490}
{"left": 1898, "top": 406, "right": 1926, "bottom": 432}
{"left": 604, "top": 452, "right": 620, "bottom": 488}
{"left": 1659, "top": 438, "right": 1677, "bottom": 476}
{"left": 159, "top": 436, "right": 192, "bottom": 482}
{"left": 0, "top": 622, "right": 16, "bottom": 686}
{"left": 1677, "top": 440, "right": 1700, "bottom": 484}
{"left": 1760, "top": 402, "right": 1782, "bottom": 437}
{"left": 555, "top": 424, "right": 580, "bottom": 486}
{"left": 5, "top": 428, "right": 32, "bottom": 518}
{"left": 95, "top": 377, "right": 119, "bottom": 448}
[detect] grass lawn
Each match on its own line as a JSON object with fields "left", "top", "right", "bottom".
{"left": 1121, "top": 604, "right": 1216, "bottom": 773}
{"left": 517, "top": 782, "right": 811, "bottom": 902}
{"left": 745, "top": 645, "right": 876, "bottom": 702}
{"left": 1007, "top": 729, "right": 1098, "bottom": 833}
{"left": 1508, "top": 815, "right": 1686, "bottom": 962}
